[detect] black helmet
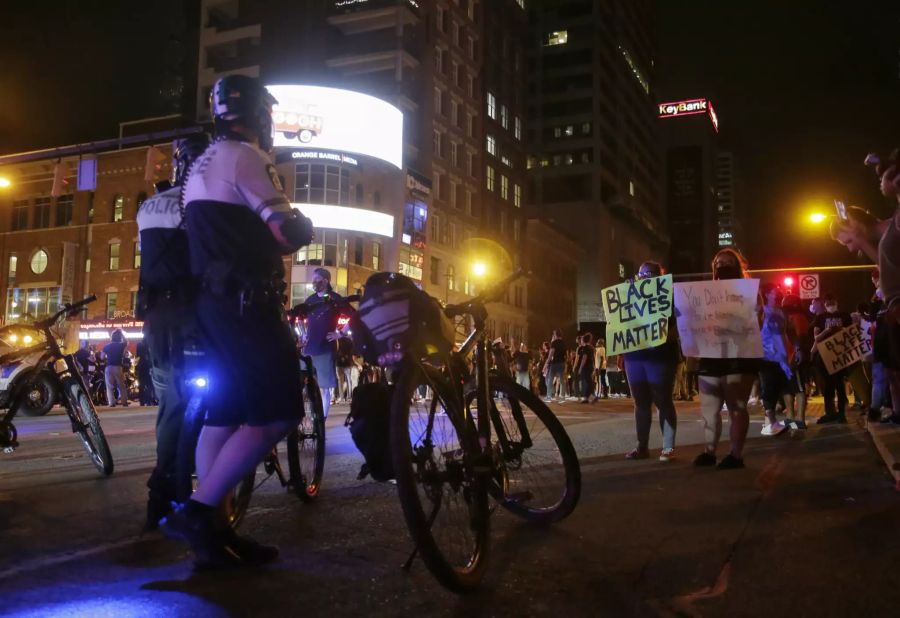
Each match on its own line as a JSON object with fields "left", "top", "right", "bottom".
{"left": 210, "top": 75, "right": 278, "bottom": 151}
{"left": 172, "top": 133, "right": 211, "bottom": 186}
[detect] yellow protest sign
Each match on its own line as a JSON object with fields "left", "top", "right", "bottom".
{"left": 601, "top": 274, "right": 673, "bottom": 355}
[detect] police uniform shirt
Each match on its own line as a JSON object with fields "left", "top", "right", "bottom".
{"left": 136, "top": 186, "right": 189, "bottom": 290}
{"left": 182, "top": 139, "right": 294, "bottom": 283}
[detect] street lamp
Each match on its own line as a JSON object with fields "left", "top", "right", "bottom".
{"left": 472, "top": 261, "right": 487, "bottom": 278}
{"left": 808, "top": 212, "right": 827, "bottom": 224}
{"left": 0, "top": 177, "right": 11, "bottom": 189}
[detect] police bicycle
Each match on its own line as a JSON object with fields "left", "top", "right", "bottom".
{"left": 174, "top": 298, "right": 334, "bottom": 527}
{"left": 383, "top": 270, "right": 581, "bottom": 592}
{"left": 0, "top": 295, "right": 114, "bottom": 476}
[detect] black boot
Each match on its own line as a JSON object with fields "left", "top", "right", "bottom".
{"left": 159, "top": 501, "right": 245, "bottom": 570}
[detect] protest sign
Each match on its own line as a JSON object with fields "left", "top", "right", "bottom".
{"left": 674, "top": 279, "right": 763, "bottom": 359}
{"left": 601, "top": 274, "right": 673, "bottom": 355}
{"left": 816, "top": 324, "right": 870, "bottom": 375}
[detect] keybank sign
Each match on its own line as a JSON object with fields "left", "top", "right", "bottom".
{"left": 658, "top": 98, "right": 708, "bottom": 118}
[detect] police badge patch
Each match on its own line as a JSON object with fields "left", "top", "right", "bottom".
{"left": 266, "top": 164, "right": 284, "bottom": 192}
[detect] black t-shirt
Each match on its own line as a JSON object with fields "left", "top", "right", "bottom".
{"left": 576, "top": 344, "right": 595, "bottom": 373}
{"left": 549, "top": 339, "right": 567, "bottom": 365}
{"left": 336, "top": 336, "right": 354, "bottom": 367}
{"left": 103, "top": 341, "right": 127, "bottom": 367}
{"left": 304, "top": 290, "right": 343, "bottom": 356}
{"left": 512, "top": 350, "right": 531, "bottom": 373}
{"left": 813, "top": 311, "right": 852, "bottom": 334}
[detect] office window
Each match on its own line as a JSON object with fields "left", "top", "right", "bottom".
{"left": 486, "top": 134, "right": 496, "bottom": 156}
{"left": 429, "top": 257, "right": 440, "bottom": 285}
{"left": 501, "top": 175, "right": 509, "bottom": 200}
{"left": 452, "top": 21, "right": 459, "bottom": 46}
{"left": 467, "top": 36, "right": 475, "bottom": 59}
{"left": 33, "top": 197, "right": 51, "bottom": 229}
{"left": 513, "top": 218, "right": 521, "bottom": 241}
{"left": 434, "top": 87, "right": 442, "bottom": 115}
{"left": 112, "top": 194, "right": 124, "bottom": 222}
{"left": 109, "top": 242, "right": 120, "bottom": 271}
{"left": 55, "top": 194, "right": 73, "bottom": 227}
{"left": 451, "top": 141, "right": 459, "bottom": 167}
{"left": 433, "top": 130, "right": 442, "bottom": 157}
{"left": 434, "top": 47, "right": 444, "bottom": 73}
{"left": 371, "top": 241, "right": 381, "bottom": 270}
{"left": 466, "top": 113, "right": 474, "bottom": 137}
{"left": 581, "top": 122, "right": 592, "bottom": 134}
{"left": 353, "top": 237, "right": 364, "bottom": 266}
{"left": 514, "top": 117, "right": 522, "bottom": 140}
{"left": 431, "top": 213, "right": 442, "bottom": 244}
{"left": 133, "top": 242, "right": 141, "bottom": 268}
{"left": 514, "top": 184, "right": 522, "bottom": 207}
{"left": 106, "top": 292, "right": 118, "bottom": 319}
{"left": 545, "top": 30, "right": 568, "bottom": 46}
{"left": 487, "top": 92, "right": 496, "bottom": 119}
{"left": 500, "top": 105, "right": 509, "bottom": 129}
{"left": 11, "top": 200, "right": 28, "bottom": 231}
{"left": 501, "top": 155, "right": 512, "bottom": 167}
{"left": 467, "top": 74, "right": 475, "bottom": 98}
{"left": 450, "top": 181, "right": 458, "bottom": 210}
{"left": 486, "top": 166, "right": 495, "bottom": 191}
{"left": 465, "top": 190, "right": 473, "bottom": 215}
{"left": 293, "top": 164, "right": 350, "bottom": 205}
{"left": 8, "top": 255, "right": 16, "bottom": 286}
{"left": 433, "top": 173, "right": 442, "bottom": 201}
{"left": 450, "top": 100, "right": 459, "bottom": 126}
{"left": 447, "top": 265, "right": 455, "bottom": 292}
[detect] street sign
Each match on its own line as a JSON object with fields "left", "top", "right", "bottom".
{"left": 799, "top": 274, "right": 819, "bottom": 299}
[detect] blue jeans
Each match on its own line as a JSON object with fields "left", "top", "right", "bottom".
{"left": 623, "top": 357, "right": 677, "bottom": 450}
{"left": 872, "top": 361, "right": 888, "bottom": 413}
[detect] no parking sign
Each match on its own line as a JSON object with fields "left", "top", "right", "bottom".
{"left": 799, "top": 274, "right": 819, "bottom": 299}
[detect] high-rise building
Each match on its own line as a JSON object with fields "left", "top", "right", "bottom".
{"left": 527, "top": 0, "right": 667, "bottom": 331}
{"left": 194, "top": 0, "right": 532, "bottom": 343}
{"left": 714, "top": 151, "right": 742, "bottom": 251}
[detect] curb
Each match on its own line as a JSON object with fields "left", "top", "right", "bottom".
{"left": 865, "top": 420, "right": 900, "bottom": 489}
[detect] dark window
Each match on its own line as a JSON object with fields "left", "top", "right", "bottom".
{"left": 106, "top": 292, "right": 118, "bottom": 319}
{"left": 33, "top": 197, "right": 51, "bottom": 229}
{"left": 136, "top": 191, "right": 148, "bottom": 208}
{"left": 356, "top": 183, "right": 363, "bottom": 204}
{"left": 55, "top": 194, "right": 74, "bottom": 226}
{"left": 353, "top": 237, "right": 364, "bottom": 266}
{"left": 429, "top": 257, "right": 440, "bottom": 285}
{"left": 11, "top": 200, "right": 28, "bottom": 231}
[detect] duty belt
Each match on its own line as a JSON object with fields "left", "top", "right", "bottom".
{"left": 201, "top": 275, "right": 286, "bottom": 316}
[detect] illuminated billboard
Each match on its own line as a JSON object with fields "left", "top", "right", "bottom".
{"left": 267, "top": 85, "right": 403, "bottom": 169}
{"left": 292, "top": 203, "right": 395, "bottom": 238}
{"left": 658, "top": 98, "right": 719, "bottom": 132}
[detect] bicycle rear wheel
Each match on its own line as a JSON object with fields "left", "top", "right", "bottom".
{"left": 391, "top": 361, "right": 489, "bottom": 592}
{"left": 469, "top": 376, "right": 580, "bottom": 524}
{"left": 286, "top": 374, "right": 326, "bottom": 502}
{"left": 63, "top": 377, "right": 114, "bottom": 476}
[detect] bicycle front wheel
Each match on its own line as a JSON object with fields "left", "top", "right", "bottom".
{"left": 391, "top": 361, "right": 490, "bottom": 592}
{"left": 470, "top": 376, "right": 581, "bottom": 524}
{"left": 63, "top": 377, "right": 114, "bottom": 476}
{"left": 287, "top": 376, "right": 326, "bottom": 502}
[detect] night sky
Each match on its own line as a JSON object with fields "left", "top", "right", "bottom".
{"left": 2, "top": 1, "right": 900, "bottom": 293}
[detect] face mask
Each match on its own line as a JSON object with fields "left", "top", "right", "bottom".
{"left": 715, "top": 265, "right": 741, "bottom": 280}
{"left": 825, "top": 305, "right": 837, "bottom": 313}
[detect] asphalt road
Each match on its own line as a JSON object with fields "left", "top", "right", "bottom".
{"left": 1, "top": 398, "right": 899, "bottom": 617}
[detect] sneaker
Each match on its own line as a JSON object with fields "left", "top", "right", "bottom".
{"left": 793, "top": 420, "right": 808, "bottom": 430}
{"left": 716, "top": 454, "right": 745, "bottom": 470}
{"left": 220, "top": 528, "right": 279, "bottom": 566}
{"left": 817, "top": 413, "right": 840, "bottom": 425}
{"left": 761, "top": 421, "right": 786, "bottom": 436}
{"left": 542, "top": 397, "right": 553, "bottom": 404}
{"left": 659, "top": 448, "right": 675, "bottom": 462}
{"left": 693, "top": 451, "right": 716, "bottom": 467}
{"left": 625, "top": 448, "right": 649, "bottom": 460}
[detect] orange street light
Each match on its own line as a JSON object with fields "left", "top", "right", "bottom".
{"left": 808, "top": 212, "right": 827, "bottom": 224}
{"left": 0, "top": 177, "right": 11, "bottom": 189}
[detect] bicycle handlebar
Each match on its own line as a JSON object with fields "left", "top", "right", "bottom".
{"left": 34, "top": 295, "right": 97, "bottom": 330}
{"left": 444, "top": 268, "right": 528, "bottom": 318}
{"left": 289, "top": 293, "right": 360, "bottom": 319}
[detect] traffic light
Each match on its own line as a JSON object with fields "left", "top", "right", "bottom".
{"left": 783, "top": 275, "right": 794, "bottom": 291}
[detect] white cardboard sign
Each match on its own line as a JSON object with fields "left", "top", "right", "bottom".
{"left": 674, "top": 279, "right": 763, "bottom": 359}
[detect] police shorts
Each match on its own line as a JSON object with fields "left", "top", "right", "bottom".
{"left": 196, "top": 293, "right": 303, "bottom": 427}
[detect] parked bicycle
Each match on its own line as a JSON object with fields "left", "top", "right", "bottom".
{"left": 356, "top": 270, "right": 581, "bottom": 591}
{"left": 0, "top": 295, "right": 114, "bottom": 476}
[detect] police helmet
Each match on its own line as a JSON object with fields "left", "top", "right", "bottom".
{"left": 210, "top": 75, "right": 278, "bottom": 151}
{"left": 172, "top": 133, "right": 211, "bottom": 187}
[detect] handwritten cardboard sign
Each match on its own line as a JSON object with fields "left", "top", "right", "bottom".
{"left": 674, "top": 279, "right": 763, "bottom": 359}
{"left": 601, "top": 275, "right": 673, "bottom": 355}
{"left": 816, "top": 324, "right": 870, "bottom": 375}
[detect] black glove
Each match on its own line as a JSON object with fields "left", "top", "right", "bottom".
{"left": 279, "top": 210, "right": 315, "bottom": 251}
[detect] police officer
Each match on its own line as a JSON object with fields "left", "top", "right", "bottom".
{"left": 137, "top": 132, "right": 210, "bottom": 531}
{"left": 160, "top": 75, "right": 313, "bottom": 569}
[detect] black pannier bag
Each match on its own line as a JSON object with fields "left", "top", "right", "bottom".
{"left": 345, "top": 381, "right": 394, "bottom": 481}
{"left": 351, "top": 272, "right": 455, "bottom": 366}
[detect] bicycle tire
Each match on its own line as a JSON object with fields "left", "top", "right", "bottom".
{"left": 286, "top": 374, "right": 326, "bottom": 502}
{"left": 63, "top": 377, "right": 114, "bottom": 476}
{"left": 390, "top": 361, "right": 490, "bottom": 592}
{"left": 467, "top": 376, "right": 581, "bottom": 524}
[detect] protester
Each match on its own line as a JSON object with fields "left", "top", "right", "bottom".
{"left": 812, "top": 293, "right": 853, "bottom": 424}
{"left": 544, "top": 329, "right": 568, "bottom": 403}
{"left": 758, "top": 283, "right": 792, "bottom": 436}
{"left": 103, "top": 329, "right": 130, "bottom": 407}
{"left": 537, "top": 341, "right": 550, "bottom": 397}
{"left": 575, "top": 333, "right": 595, "bottom": 403}
{"left": 512, "top": 342, "right": 532, "bottom": 390}
{"left": 593, "top": 338, "right": 608, "bottom": 400}
{"left": 305, "top": 268, "right": 342, "bottom": 418}
{"left": 782, "top": 294, "right": 812, "bottom": 428}
{"left": 693, "top": 248, "right": 760, "bottom": 470}
{"left": 622, "top": 261, "right": 679, "bottom": 462}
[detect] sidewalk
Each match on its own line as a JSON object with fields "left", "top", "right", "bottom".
{"left": 867, "top": 419, "right": 900, "bottom": 489}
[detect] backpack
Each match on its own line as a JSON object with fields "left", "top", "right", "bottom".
{"left": 345, "top": 381, "right": 394, "bottom": 482}
{"left": 353, "top": 272, "right": 455, "bottom": 366}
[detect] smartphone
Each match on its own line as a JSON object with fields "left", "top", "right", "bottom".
{"left": 834, "top": 199, "right": 848, "bottom": 222}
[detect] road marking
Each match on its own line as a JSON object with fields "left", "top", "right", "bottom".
{"left": 0, "top": 535, "right": 145, "bottom": 581}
